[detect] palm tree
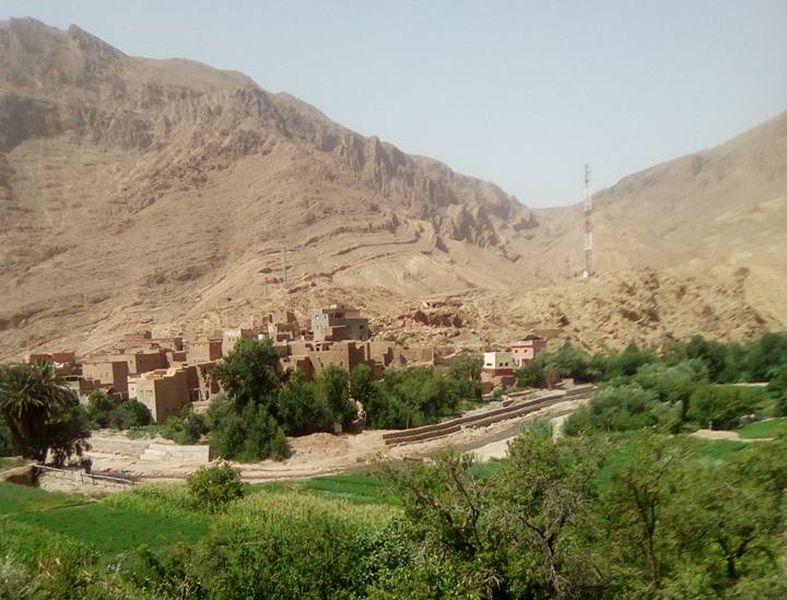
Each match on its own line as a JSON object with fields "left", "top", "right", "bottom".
{"left": 0, "top": 362, "right": 75, "bottom": 462}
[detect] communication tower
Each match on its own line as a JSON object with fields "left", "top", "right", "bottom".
{"left": 582, "top": 163, "right": 593, "bottom": 279}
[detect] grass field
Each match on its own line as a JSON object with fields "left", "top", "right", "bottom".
{"left": 0, "top": 456, "right": 21, "bottom": 470}
{"left": 249, "top": 472, "right": 400, "bottom": 505}
{"left": 0, "top": 482, "right": 210, "bottom": 562}
{"left": 0, "top": 428, "right": 776, "bottom": 568}
{"left": 737, "top": 418, "right": 787, "bottom": 439}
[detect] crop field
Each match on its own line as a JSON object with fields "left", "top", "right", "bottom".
{"left": 0, "top": 430, "right": 773, "bottom": 569}
{"left": 737, "top": 417, "right": 787, "bottom": 439}
{"left": 0, "top": 473, "right": 398, "bottom": 567}
{"left": 0, "top": 482, "right": 210, "bottom": 562}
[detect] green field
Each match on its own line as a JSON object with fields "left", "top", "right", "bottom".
{"left": 0, "top": 471, "right": 399, "bottom": 567}
{"left": 737, "top": 417, "right": 787, "bottom": 439}
{"left": 0, "top": 431, "right": 772, "bottom": 568}
{"left": 0, "top": 456, "right": 21, "bottom": 470}
{"left": 0, "top": 482, "right": 211, "bottom": 562}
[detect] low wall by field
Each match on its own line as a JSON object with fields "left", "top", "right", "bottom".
{"left": 141, "top": 443, "right": 210, "bottom": 463}
{"left": 88, "top": 435, "right": 152, "bottom": 457}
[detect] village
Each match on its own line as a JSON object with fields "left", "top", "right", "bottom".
{"left": 20, "top": 304, "right": 549, "bottom": 426}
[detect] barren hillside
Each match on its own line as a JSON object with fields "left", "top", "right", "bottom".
{"left": 0, "top": 18, "right": 785, "bottom": 359}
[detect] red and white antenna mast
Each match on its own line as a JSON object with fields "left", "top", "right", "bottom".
{"left": 582, "top": 163, "right": 593, "bottom": 279}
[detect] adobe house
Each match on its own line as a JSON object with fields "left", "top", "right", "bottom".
{"left": 82, "top": 359, "right": 130, "bottom": 397}
{"left": 148, "top": 336, "right": 184, "bottom": 352}
{"left": 186, "top": 338, "right": 223, "bottom": 363}
{"left": 25, "top": 351, "right": 77, "bottom": 365}
{"left": 262, "top": 311, "right": 301, "bottom": 342}
{"left": 222, "top": 328, "right": 256, "bottom": 356}
{"left": 184, "top": 361, "right": 221, "bottom": 402}
{"left": 312, "top": 305, "right": 370, "bottom": 342}
{"left": 133, "top": 368, "right": 190, "bottom": 423}
{"left": 64, "top": 376, "right": 99, "bottom": 403}
{"left": 102, "top": 350, "right": 168, "bottom": 376}
{"left": 277, "top": 339, "right": 378, "bottom": 380}
{"left": 510, "top": 334, "right": 547, "bottom": 367}
{"left": 483, "top": 351, "right": 515, "bottom": 376}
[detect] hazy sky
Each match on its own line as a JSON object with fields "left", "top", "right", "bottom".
{"left": 2, "top": 1, "right": 787, "bottom": 207}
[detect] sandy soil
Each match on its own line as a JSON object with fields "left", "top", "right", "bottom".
{"left": 82, "top": 397, "right": 589, "bottom": 485}
{"left": 690, "top": 429, "right": 772, "bottom": 442}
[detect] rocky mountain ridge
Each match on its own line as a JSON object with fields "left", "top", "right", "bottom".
{"left": 0, "top": 18, "right": 785, "bottom": 359}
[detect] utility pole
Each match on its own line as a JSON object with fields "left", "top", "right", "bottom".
{"left": 582, "top": 163, "right": 593, "bottom": 279}
{"left": 281, "top": 248, "right": 288, "bottom": 289}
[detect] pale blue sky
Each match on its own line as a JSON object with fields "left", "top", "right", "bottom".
{"left": 2, "top": 1, "right": 786, "bottom": 207}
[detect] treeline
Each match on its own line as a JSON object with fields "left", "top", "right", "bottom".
{"left": 4, "top": 424, "right": 784, "bottom": 599}
{"left": 518, "top": 331, "right": 787, "bottom": 387}
{"left": 519, "top": 332, "right": 787, "bottom": 433}
{"left": 0, "top": 340, "right": 482, "bottom": 465}
{"left": 159, "top": 340, "right": 483, "bottom": 461}
{"left": 381, "top": 424, "right": 787, "bottom": 599}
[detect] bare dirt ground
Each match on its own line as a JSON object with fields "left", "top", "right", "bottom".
{"left": 690, "top": 429, "right": 772, "bottom": 443}
{"left": 83, "top": 397, "right": 588, "bottom": 485}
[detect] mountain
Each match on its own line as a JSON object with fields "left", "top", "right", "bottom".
{"left": 0, "top": 18, "right": 785, "bottom": 359}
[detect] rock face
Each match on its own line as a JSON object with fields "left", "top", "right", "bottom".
{"left": 0, "top": 18, "right": 785, "bottom": 358}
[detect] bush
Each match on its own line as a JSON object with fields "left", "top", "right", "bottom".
{"left": 86, "top": 392, "right": 151, "bottom": 430}
{"left": 160, "top": 408, "right": 206, "bottom": 445}
{"left": 564, "top": 383, "right": 666, "bottom": 434}
{"left": 767, "top": 366, "right": 787, "bottom": 417}
{"left": 687, "top": 384, "right": 767, "bottom": 430}
{"left": 367, "top": 367, "right": 459, "bottom": 429}
{"left": 114, "top": 399, "right": 152, "bottom": 429}
{"left": 277, "top": 370, "right": 331, "bottom": 435}
{"left": 186, "top": 463, "right": 244, "bottom": 513}
{"left": 316, "top": 365, "right": 356, "bottom": 429}
{"left": 85, "top": 391, "right": 116, "bottom": 429}
{"left": 208, "top": 397, "right": 285, "bottom": 461}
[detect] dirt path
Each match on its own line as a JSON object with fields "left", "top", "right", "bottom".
{"left": 82, "top": 395, "right": 591, "bottom": 485}
{"left": 690, "top": 429, "right": 773, "bottom": 443}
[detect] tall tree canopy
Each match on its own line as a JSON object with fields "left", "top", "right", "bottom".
{"left": 0, "top": 362, "right": 90, "bottom": 464}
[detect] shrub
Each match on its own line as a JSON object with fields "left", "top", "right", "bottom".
{"left": 316, "top": 365, "right": 356, "bottom": 429}
{"left": 86, "top": 391, "right": 116, "bottom": 428}
{"left": 186, "top": 463, "right": 244, "bottom": 513}
{"left": 767, "top": 366, "right": 787, "bottom": 417}
{"left": 113, "top": 399, "right": 152, "bottom": 429}
{"left": 86, "top": 392, "right": 151, "bottom": 431}
{"left": 687, "top": 384, "right": 766, "bottom": 430}
{"left": 583, "top": 383, "right": 665, "bottom": 432}
{"left": 160, "top": 408, "right": 206, "bottom": 445}
{"left": 208, "top": 397, "right": 285, "bottom": 461}
{"left": 276, "top": 369, "right": 331, "bottom": 435}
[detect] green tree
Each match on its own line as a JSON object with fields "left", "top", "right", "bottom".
{"left": 767, "top": 365, "right": 787, "bottom": 416}
{"left": 316, "top": 365, "right": 356, "bottom": 428}
{"left": 493, "top": 421, "right": 608, "bottom": 598}
{"left": 213, "top": 339, "right": 281, "bottom": 414}
{"left": 446, "top": 352, "right": 483, "bottom": 402}
{"left": 603, "top": 434, "right": 689, "bottom": 593}
{"left": 386, "top": 451, "right": 500, "bottom": 597}
{"left": 743, "top": 331, "right": 787, "bottom": 381}
{"left": 161, "top": 406, "right": 206, "bottom": 444}
{"left": 677, "top": 447, "right": 786, "bottom": 586}
{"left": 687, "top": 384, "right": 765, "bottom": 429}
{"left": 113, "top": 398, "right": 152, "bottom": 429}
{"left": 351, "top": 362, "right": 377, "bottom": 408}
{"left": 85, "top": 390, "right": 116, "bottom": 429}
{"left": 686, "top": 335, "right": 733, "bottom": 382}
{"left": 604, "top": 343, "right": 658, "bottom": 379}
{"left": 186, "top": 463, "right": 244, "bottom": 513}
{"left": 207, "top": 395, "right": 285, "bottom": 461}
{"left": 277, "top": 369, "right": 330, "bottom": 435}
{"left": 0, "top": 363, "right": 90, "bottom": 463}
